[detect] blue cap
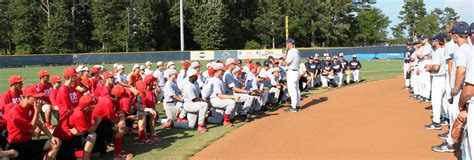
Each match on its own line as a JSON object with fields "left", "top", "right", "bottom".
{"left": 413, "top": 39, "right": 421, "bottom": 45}
{"left": 431, "top": 33, "right": 447, "bottom": 42}
{"left": 286, "top": 38, "right": 295, "bottom": 44}
{"left": 470, "top": 22, "right": 474, "bottom": 34}
{"left": 420, "top": 35, "right": 428, "bottom": 40}
{"left": 452, "top": 21, "right": 470, "bottom": 35}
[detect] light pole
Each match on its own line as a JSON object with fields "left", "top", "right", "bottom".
{"left": 180, "top": 0, "right": 184, "bottom": 51}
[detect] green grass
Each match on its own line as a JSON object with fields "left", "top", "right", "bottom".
{"left": 0, "top": 59, "right": 403, "bottom": 160}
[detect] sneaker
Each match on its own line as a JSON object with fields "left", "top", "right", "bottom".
{"left": 244, "top": 114, "right": 252, "bottom": 122}
{"left": 197, "top": 125, "right": 207, "bottom": 132}
{"left": 438, "top": 131, "right": 449, "bottom": 139}
{"left": 284, "top": 108, "right": 298, "bottom": 113}
{"left": 432, "top": 141, "right": 455, "bottom": 153}
{"left": 424, "top": 122, "right": 442, "bottom": 130}
{"left": 162, "top": 120, "right": 173, "bottom": 129}
{"left": 113, "top": 152, "right": 134, "bottom": 159}
{"left": 223, "top": 120, "right": 233, "bottom": 127}
{"left": 441, "top": 119, "right": 449, "bottom": 126}
{"left": 423, "top": 98, "right": 431, "bottom": 103}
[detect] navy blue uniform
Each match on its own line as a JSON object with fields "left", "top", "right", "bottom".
{"left": 333, "top": 61, "right": 342, "bottom": 73}
{"left": 349, "top": 60, "right": 361, "bottom": 70}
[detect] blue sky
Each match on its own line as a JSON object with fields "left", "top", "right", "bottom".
{"left": 374, "top": 0, "right": 474, "bottom": 38}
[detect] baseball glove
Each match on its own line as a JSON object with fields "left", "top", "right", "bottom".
{"left": 451, "top": 116, "right": 466, "bottom": 143}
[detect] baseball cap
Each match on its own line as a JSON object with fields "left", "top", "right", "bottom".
{"left": 452, "top": 21, "right": 470, "bottom": 35}
{"left": 186, "top": 69, "right": 199, "bottom": 78}
{"left": 206, "top": 62, "right": 215, "bottom": 69}
{"left": 413, "top": 38, "right": 421, "bottom": 45}
{"left": 116, "top": 65, "right": 124, "bottom": 70}
{"left": 113, "top": 63, "right": 119, "bottom": 69}
{"left": 82, "top": 67, "right": 89, "bottom": 72}
{"left": 144, "top": 74, "right": 156, "bottom": 84}
{"left": 76, "top": 65, "right": 85, "bottom": 72}
{"left": 182, "top": 61, "right": 191, "bottom": 68}
{"left": 225, "top": 58, "right": 236, "bottom": 65}
{"left": 213, "top": 63, "right": 225, "bottom": 70}
{"left": 145, "top": 61, "right": 152, "bottom": 66}
{"left": 91, "top": 67, "right": 100, "bottom": 74}
{"left": 62, "top": 67, "right": 77, "bottom": 78}
{"left": 308, "top": 56, "right": 314, "bottom": 59}
{"left": 8, "top": 75, "right": 24, "bottom": 85}
{"left": 50, "top": 75, "right": 62, "bottom": 83}
{"left": 352, "top": 54, "right": 357, "bottom": 58}
{"left": 79, "top": 95, "right": 94, "bottom": 108}
{"left": 22, "top": 84, "right": 44, "bottom": 98}
{"left": 38, "top": 70, "right": 51, "bottom": 78}
{"left": 420, "top": 35, "right": 429, "bottom": 40}
{"left": 166, "top": 69, "right": 178, "bottom": 76}
{"left": 258, "top": 72, "right": 268, "bottom": 78}
{"left": 94, "top": 65, "right": 104, "bottom": 71}
{"left": 325, "top": 57, "right": 331, "bottom": 60}
{"left": 470, "top": 22, "right": 474, "bottom": 34}
{"left": 80, "top": 78, "right": 92, "bottom": 89}
{"left": 315, "top": 53, "right": 320, "bottom": 57}
{"left": 339, "top": 53, "right": 344, "bottom": 57}
{"left": 167, "top": 61, "right": 175, "bottom": 68}
{"left": 333, "top": 56, "right": 338, "bottom": 59}
{"left": 249, "top": 64, "right": 258, "bottom": 71}
{"left": 245, "top": 58, "right": 252, "bottom": 63}
{"left": 432, "top": 33, "right": 447, "bottom": 42}
{"left": 136, "top": 81, "right": 147, "bottom": 93}
{"left": 232, "top": 66, "right": 241, "bottom": 74}
{"left": 156, "top": 61, "right": 163, "bottom": 66}
{"left": 140, "top": 65, "right": 146, "bottom": 70}
{"left": 286, "top": 38, "right": 295, "bottom": 44}
{"left": 111, "top": 86, "right": 127, "bottom": 98}
{"left": 103, "top": 71, "right": 114, "bottom": 79}
{"left": 190, "top": 61, "right": 200, "bottom": 69}
{"left": 133, "top": 64, "right": 140, "bottom": 70}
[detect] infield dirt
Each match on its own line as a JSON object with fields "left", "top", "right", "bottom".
{"left": 191, "top": 77, "right": 457, "bottom": 160}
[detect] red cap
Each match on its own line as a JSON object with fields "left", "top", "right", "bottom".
{"left": 62, "top": 67, "right": 77, "bottom": 78}
{"left": 8, "top": 75, "right": 24, "bottom": 85}
{"left": 144, "top": 74, "right": 155, "bottom": 85}
{"left": 79, "top": 95, "right": 94, "bottom": 108}
{"left": 50, "top": 75, "right": 62, "bottom": 83}
{"left": 182, "top": 61, "right": 191, "bottom": 68}
{"left": 249, "top": 64, "right": 258, "bottom": 71}
{"left": 80, "top": 78, "right": 92, "bottom": 89}
{"left": 246, "top": 58, "right": 252, "bottom": 63}
{"left": 38, "top": 70, "right": 51, "bottom": 78}
{"left": 22, "top": 84, "right": 45, "bottom": 97}
{"left": 136, "top": 80, "right": 147, "bottom": 93}
{"left": 90, "top": 67, "right": 100, "bottom": 74}
{"left": 103, "top": 71, "right": 114, "bottom": 79}
{"left": 111, "top": 85, "right": 127, "bottom": 98}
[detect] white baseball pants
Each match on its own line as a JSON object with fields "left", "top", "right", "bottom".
{"left": 286, "top": 70, "right": 300, "bottom": 108}
{"left": 431, "top": 76, "right": 445, "bottom": 123}
{"left": 174, "top": 101, "right": 208, "bottom": 129}
{"left": 352, "top": 70, "right": 360, "bottom": 82}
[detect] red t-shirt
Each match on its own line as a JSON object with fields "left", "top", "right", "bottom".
{"left": 0, "top": 90, "right": 22, "bottom": 111}
{"left": 54, "top": 107, "right": 92, "bottom": 140}
{"left": 144, "top": 90, "right": 156, "bottom": 109}
{"left": 56, "top": 85, "right": 79, "bottom": 118}
{"left": 119, "top": 89, "right": 134, "bottom": 114}
{"left": 92, "top": 95, "right": 118, "bottom": 123}
{"left": 90, "top": 77, "right": 103, "bottom": 95}
{"left": 37, "top": 82, "right": 53, "bottom": 104}
{"left": 49, "top": 88, "right": 58, "bottom": 107}
{"left": 6, "top": 104, "right": 34, "bottom": 143}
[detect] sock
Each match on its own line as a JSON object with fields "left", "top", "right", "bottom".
{"left": 138, "top": 130, "right": 146, "bottom": 140}
{"left": 224, "top": 114, "right": 230, "bottom": 122}
{"left": 114, "top": 137, "right": 123, "bottom": 155}
{"left": 46, "top": 122, "right": 52, "bottom": 127}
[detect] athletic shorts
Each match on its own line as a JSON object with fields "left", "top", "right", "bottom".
{"left": 7, "top": 139, "right": 48, "bottom": 160}
{"left": 57, "top": 135, "right": 85, "bottom": 160}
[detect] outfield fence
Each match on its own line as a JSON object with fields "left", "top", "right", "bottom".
{"left": 1, "top": 46, "right": 405, "bottom": 68}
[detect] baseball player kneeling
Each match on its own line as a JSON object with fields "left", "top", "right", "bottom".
{"left": 230, "top": 66, "right": 258, "bottom": 122}
{"left": 207, "top": 63, "right": 238, "bottom": 126}
{"left": 320, "top": 57, "right": 334, "bottom": 88}
{"left": 173, "top": 69, "right": 208, "bottom": 132}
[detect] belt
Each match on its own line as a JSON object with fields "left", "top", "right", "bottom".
{"left": 287, "top": 69, "right": 298, "bottom": 71}
{"left": 431, "top": 74, "right": 446, "bottom": 77}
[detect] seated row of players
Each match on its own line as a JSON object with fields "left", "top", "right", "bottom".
{"left": 0, "top": 53, "right": 361, "bottom": 159}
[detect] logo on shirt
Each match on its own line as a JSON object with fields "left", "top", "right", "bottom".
{"left": 12, "top": 98, "right": 21, "bottom": 104}
{"left": 70, "top": 92, "right": 79, "bottom": 103}
{"left": 28, "top": 110, "right": 32, "bottom": 116}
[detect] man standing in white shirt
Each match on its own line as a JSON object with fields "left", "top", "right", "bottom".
{"left": 282, "top": 38, "right": 301, "bottom": 112}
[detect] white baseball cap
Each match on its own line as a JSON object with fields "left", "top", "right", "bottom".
{"left": 82, "top": 67, "right": 90, "bottom": 71}
{"left": 133, "top": 64, "right": 140, "bottom": 70}
{"left": 116, "top": 64, "right": 125, "bottom": 70}
{"left": 258, "top": 72, "right": 268, "bottom": 78}
{"left": 140, "top": 65, "right": 146, "bottom": 70}
{"left": 113, "top": 63, "right": 119, "bottom": 69}
{"left": 167, "top": 61, "right": 175, "bottom": 68}
{"left": 76, "top": 65, "right": 85, "bottom": 72}
{"left": 206, "top": 62, "right": 215, "bottom": 69}
{"left": 166, "top": 69, "right": 178, "bottom": 76}
{"left": 213, "top": 63, "right": 224, "bottom": 70}
{"left": 145, "top": 61, "right": 152, "bottom": 66}
{"left": 325, "top": 57, "right": 331, "bottom": 60}
{"left": 156, "top": 61, "right": 163, "bottom": 66}
{"left": 232, "top": 66, "right": 241, "bottom": 74}
{"left": 225, "top": 58, "right": 236, "bottom": 65}
{"left": 352, "top": 54, "right": 357, "bottom": 58}
{"left": 191, "top": 61, "right": 200, "bottom": 69}
{"left": 186, "top": 69, "right": 199, "bottom": 78}
{"left": 339, "top": 53, "right": 344, "bottom": 56}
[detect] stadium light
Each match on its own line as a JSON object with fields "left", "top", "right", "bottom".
{"left": 180, "top": 0, "right": 184, "bottom": 51}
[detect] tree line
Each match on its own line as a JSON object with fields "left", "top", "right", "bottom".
{"left": 0, "top": 0, "right": 457, "bottom": 55}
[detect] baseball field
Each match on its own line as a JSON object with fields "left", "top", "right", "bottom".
{"left": 1, "top": 59, "right": 454, "bottom": 159}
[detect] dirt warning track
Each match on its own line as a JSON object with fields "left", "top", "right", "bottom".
{"left": 191, "top": 77, "right": 455, "bottom": 160}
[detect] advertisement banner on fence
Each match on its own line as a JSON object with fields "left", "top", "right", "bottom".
{"left": 260, "top": 49, "right": 283, "bottom": 59}
{"left": 190, "top": 51, "right": 215, "bottom": 60}
{"left": 237, "top": 50, "right": 261, "bottom": 59}
{"left": 214, "top": 50, "right": 238, "bottom": 60}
